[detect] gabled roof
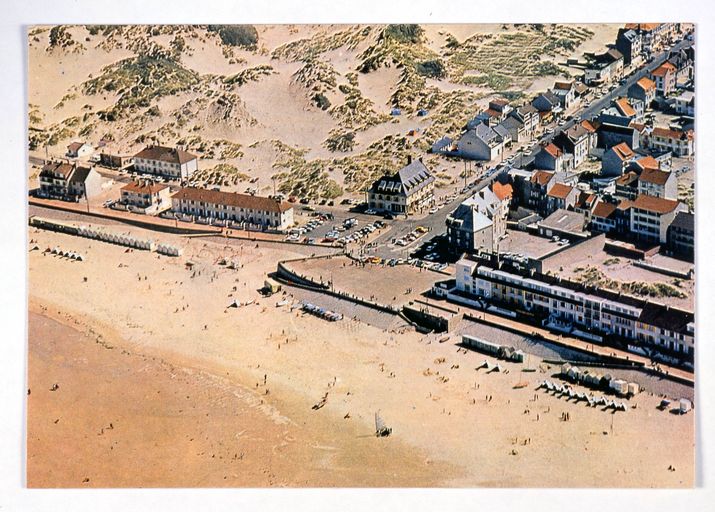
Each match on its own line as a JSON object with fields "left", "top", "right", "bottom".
{"left": 651, "top": 62, "right": 676, "bottom": 77}
{"left": 531, "top": 170, "right": 555, "bottom": 186}
{"left": 542, "top": 143, "right": 563, "bottom": 158}
{"left": 134, "top": 145, "right": 197, "bottom": 165}
{"left": 68, "top": 166, "right": 94, "bottom": 184}
{"left": 634, "top": 155, "right": 660, "bottom": 171}
{"left": 491, "top": 181, "right": 513, "bottom": 201}
{"left": 575, "top": 191, "right": 598, "bottom": 210}
{"left": 592, "top": 201, "right": 617, "bottom": 219}
{"left": 547, "top": 182, "right": 574, "bottom": 200}
{"left": 563, "top": 123, "right": 589, "bottom": 142}
{"left": 581, "top": 119, "right": 598, "bottom": 133}
{"left": 40, "top": 161, "right": 74, "bottom": 178}
{"left": 639, "top": 167, "right": 672, "bottom": 186}
{"left": 632, "top": 194, "right": 679, "bottom": 214}
{"left": 67, "top": 141, "right": 88, "bottom": 152}
{"left": 172, "top": 187, "right": 292, "bottom": 213}
{"left": 651, "top": 127, "right": 693, "bottom": 140}
{"left": 610, "top": 142, "right": 635, "bottom": 161}
{"left": 634, "top": 77, "right": 656, "bottom": 91}
{"left": 614, "top": 98, "right": 636, "bottom": 117}
{"left": 616, "top": 171, "right": 639, "bottom": 187}
{"left": 625, "top": 23, "right": 661, "bottom": 32}
{"left": 617, "top": 199, "right": 635, "bottom": 211}
{"left": 670, "top": 211, "right": 694, "bottom": 232}
{"left": 121, "top": 181, "right": 170, "bottom": 194}
{"left": 372, "top": 159, "right": 435, "bottom": 196}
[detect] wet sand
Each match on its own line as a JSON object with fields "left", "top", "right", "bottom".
{"left": 27, "top": 310, "right": 452, "bottom": 487}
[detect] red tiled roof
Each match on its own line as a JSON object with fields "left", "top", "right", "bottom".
{"left": 67, "top": 142, "right": 85, "bottom": 152}
{"left": 134, "top": 145, "right": 197, "bottom": 165}
{"left": 592, "top": 201, "right": 617, "bottom": 219}
{"left": 581, "top": 120, "right": 597, "bottom": 133}
{"left": 615, "top": 98, "right": 636, "bottom": 117}
{"left": 484, "top": 108, "right": 502, "bottom": 118}
{"left": 531, "top": 170, "right": 555, "bottom": 186}
{"left": 492, "top": 181, "right": 513, "bottom": 201}
{"left": 635, "top": 77, "right": 656, "bottom": 91}
{"left": 547, "top": 182, "right": 573, "bottom": 200}
{"left": 634, "top": 156, "right": 659, "bottom": 171}
{"left": 632, "top": 194, "right": 679, "bottom": 214}
{"left": 490, "top": 98, "right": 509, "bottom": 107}
{"left": 611, "top": 142, "right": 635, "bottom": 161}
{"left": 40, "top": 161, "right": 74, "bottom": 178}
{"left": 616, "top": 171, "right": 639, "bottom": 187}
{"left": 543, "top": 143, "right": 562, "bottom": 158}
{"left": 651, "top": 127, "right": 693, "bottom": 140}
{"left": 624, "top": 23, "right": 661, "bottom": 32}
{"left": 651, "top": 62, "right": 676, "bottom": 77}
{"left": 171, "top": 187, "right": 292, "bottom": 213}
{"left": 121, "top": 181, "right": 170, "bottom": 194}
{"left": 639, "top": 167, "right": 672, "bottom": 186}
{"left": 617, "top": 199, "right": 635, "bottom": 211}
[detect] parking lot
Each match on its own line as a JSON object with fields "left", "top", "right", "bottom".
{"left": 287, "top": 254, "right": 446, "bottom": 308}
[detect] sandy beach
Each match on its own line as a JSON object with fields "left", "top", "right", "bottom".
{"left": 27, "top": 222, "right": 694, "bottom": 487}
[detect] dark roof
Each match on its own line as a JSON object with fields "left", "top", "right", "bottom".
{"left": 68, "top": 166, "right": 93, "bottom": 184}
{"left": 638, "top": 302, "right": 694, "bottom": 332}
{"left": 40, "top": 161, "right": 74, "bottom": 178}
{"left": 134, "top": 145, "right": 197, "bottom": 164}
{"left": 172, "top": 187, "right": 292, "bottom": 213}
{"left": 371, "top": 159, "right": 435, "bottom": 196}
{"left": 670, "top": 211, "right": 694, "bottom": 232}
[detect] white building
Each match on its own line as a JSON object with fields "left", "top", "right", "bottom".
{"left": 451, "top": 256, "right": 694, "bottom": 357}
{"left": 133, "top": 145, "right": 199, "bottom": 180}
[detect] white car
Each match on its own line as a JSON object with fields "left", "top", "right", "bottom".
{"left": 365, "top": 209, "right": 377, "bottom": 215}
{"left": 429, "top": 207, "right": 439, "bottom": 214}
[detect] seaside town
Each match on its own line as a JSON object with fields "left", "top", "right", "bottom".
{"left": 27, "top": 23, "right": 695, "bottom": 488}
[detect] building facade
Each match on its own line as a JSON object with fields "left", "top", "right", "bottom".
{"left": 133, "top": 145, "right": 199, "bottom": 180}
{"left": 171, "top": 188, "right": 294, "bottom": 230}
{"left": 367, "top": 158, "right": 435, "bottom": 215}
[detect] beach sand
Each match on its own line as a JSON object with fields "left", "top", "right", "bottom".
{"left": 27, "top": 223, "right": 695, "bottom": 487}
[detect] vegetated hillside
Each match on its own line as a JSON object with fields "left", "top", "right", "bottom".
{"left": 28, "top": 23, "right": 612, "bottom": 200}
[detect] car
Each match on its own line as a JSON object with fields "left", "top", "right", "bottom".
{"left": 396, "top": 239, "right": 407, "bottom": 246}
{"left": 383, "top": 213, "right": 395, "bottom": 220}
{"left": 429, "top": 207, "right": 439, "bottom": 214}
{"left": 365, "top": 208, "right": 377, "bottom": 215}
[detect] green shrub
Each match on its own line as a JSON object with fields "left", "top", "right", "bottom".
{"left": 416, "top": 59, "right": 446, "bottom": 79}
{"left": 208, "top": 25, "right": 258, "bottom": 49}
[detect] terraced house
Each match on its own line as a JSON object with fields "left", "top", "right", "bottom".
{"left": 629, "top": 194, "right": 684, "bottom": 244}
{"left": 38, "top": 161, "right": 102, "bottom": 201}
{"left": 451, "top": 256, "right": 694, "bottom": 359}
{"left": 171, "top": 187, "right": 294, "bottom": 230}
{"left": 133, "top": 145, "right": 198, "bottom": 180}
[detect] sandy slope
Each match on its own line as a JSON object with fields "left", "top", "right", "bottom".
{"left": 27, "top": 224, "right": 694, "bottom": 487}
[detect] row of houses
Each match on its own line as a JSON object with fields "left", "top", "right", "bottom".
{"left": 450, "top": 254, "right": 694, "bottom": 358}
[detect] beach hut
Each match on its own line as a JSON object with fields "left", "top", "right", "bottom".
{"left": 512, "top": 350, "right": 525, "bottom": 363}
{"left": 679, "top": 399, "right": 692, "bottom": 414}
{"left": 567, "top": 366, "right": 581, "bottom": 381}
{"left": 610, "top": 379, "right": 628, "bottom": 396}
{"left": 627, "top": 382, "right": 640, "bottom": 396}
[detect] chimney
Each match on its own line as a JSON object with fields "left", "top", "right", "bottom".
{"left": 407, "top": 155, "right": 412, "bottom": 165}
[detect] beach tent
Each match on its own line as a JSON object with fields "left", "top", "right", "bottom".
{"left": 679, "top": 399, "right": 692, "bottom": 414}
